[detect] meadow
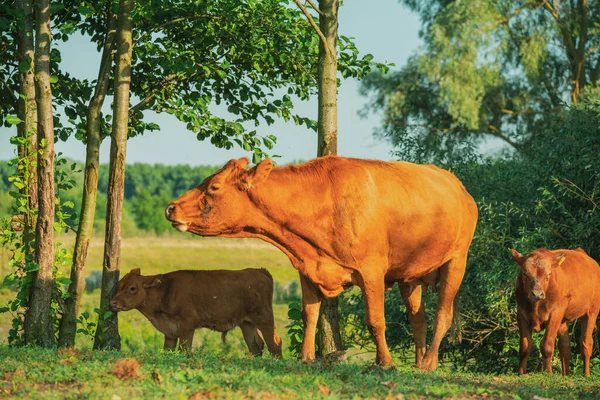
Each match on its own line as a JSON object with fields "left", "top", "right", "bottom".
{"left": 2, "top": 236, "right": 600, "bottom": 399}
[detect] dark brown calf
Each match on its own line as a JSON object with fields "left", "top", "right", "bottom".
{"left": 512, "top": 248, "right": 600, "bottom": 376}
{"left": 110, "top": 268, "right": 282, "bottom": 356}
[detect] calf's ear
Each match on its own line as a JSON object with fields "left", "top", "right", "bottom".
{"left": 511, "top": 249, "right": 524, "bottom": 265}
{"left": 241, "top": 158, "right": 273, "bottom": 190}
{"left": 130, "top": 268, "right": 141, "bottom": 275}
{"left": 143, "top": 278, "right": 162, "bottom": 289}
{"left": 553, "top": 252, "right": 566, "bottom": 268}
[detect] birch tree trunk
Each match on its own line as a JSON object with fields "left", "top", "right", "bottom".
{"left": 93, "top": 0, "right": 134, "bottom": 350}
{"left": 58, "top": 2, "right": 117, "bottom": 348}
{"left": 314, "top": 0, "right": 343, "bottom": 358}
{"left": 24, "top": 0, "right": 55, "bottom": 347}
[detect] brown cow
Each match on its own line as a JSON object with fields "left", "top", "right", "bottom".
{"left": 110, "top": 268, "right": 282, "bottom": 356}
{"left": 165, "top": 156, "right": 478, "bottom": 369}
{"left": 511, "top": 248, "right": 600, "bottom": 376}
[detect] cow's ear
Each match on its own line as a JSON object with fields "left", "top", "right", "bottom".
{"left": 553, "top": 252, "right": 566, "bottom": 268}
{"left": 511, "top": 249, "right": 524, "bottom": 265}
{"left": 143, "top": 278, "right": 162, "bottom": 289}
{"left": 130, "top": 268, "right": 141, "bottom": 275}
{"left": 225, "top": 157, "right": 249, "bottom": 170}
{"left": 241, "top": 158, "right": 273, "bottom": 189}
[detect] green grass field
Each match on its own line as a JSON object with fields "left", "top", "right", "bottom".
{"left": 1, "top": 236, "right": 600, "bottom": 399}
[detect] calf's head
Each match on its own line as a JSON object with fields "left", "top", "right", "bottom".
{"left": 165, "top": 157, "right": 273, "bottom": 236}
{"left": 511, "top": 249, "right": 565, "bottom": 302}
{"left": 110, "top": 268, "right": 162, "bottom": 312}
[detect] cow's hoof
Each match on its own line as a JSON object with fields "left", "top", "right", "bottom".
{"left": 301, "top": 355, "right": 316, "bottom": 364}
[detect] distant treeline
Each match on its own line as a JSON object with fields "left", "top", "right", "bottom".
{"left": 0, "top": 160, "right": 220, "bottom": 235}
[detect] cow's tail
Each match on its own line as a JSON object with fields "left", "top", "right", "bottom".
{"left": 449, "top": 295, "right": 462, "bottom": 344}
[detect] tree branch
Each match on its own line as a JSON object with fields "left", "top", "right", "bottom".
{"left": 135, "top": 14, "right": 217, "bottom": 45}
{"left": 293, "top": 0, "right": 336, "bottom": 58}
{"left": 305, "top": 0, "right": 323, "bottom": 15}
{"left": 486, "top": 124, "right": 520, "bottom": 149}
{"left": 129, "top": 74, "right": 178, "bottom": 114}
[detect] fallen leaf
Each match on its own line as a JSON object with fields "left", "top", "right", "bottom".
{"left": 317, "top": 384, "right": 330, "bottom": 395}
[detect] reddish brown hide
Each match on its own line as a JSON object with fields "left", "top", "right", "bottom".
{"left": 166, "top": 156, "right": 478, "bottom": 369}
{"left": 110, "top": 268, "right": 281, "bottom": 356}
{"left": 512, "top": 248, "right": 600, "bottom": 376}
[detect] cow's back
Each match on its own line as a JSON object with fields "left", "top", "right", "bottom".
{"left": 282, "top": 157, "right": 477, "bottom": 277}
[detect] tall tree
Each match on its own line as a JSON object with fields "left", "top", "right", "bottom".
{"left": 15, "top": 0, "right": 38, "bottom": 270}
{"left": 93, "top": 0, "right": 134, "bottom": 350}
{"left": 58, "top": 0, "right": 117, "bottom": 348}
{"left": 294, "top": 0, "right": 343, "bottom": 358}
{"left": 23, "top": 0, "right": 55, "bottom": 347}
{"left": 361, "top": 0, "right": 600, "bottom": 161}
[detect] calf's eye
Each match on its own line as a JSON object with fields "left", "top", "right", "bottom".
{"left": 129, "top": 287, "right": 136, "bottom": 293}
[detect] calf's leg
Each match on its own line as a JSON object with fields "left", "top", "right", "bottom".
{"left": 164, "top": 336, "right": 177, "bottom": 350}
{"left": 241, "top": 322, "right": 265, "bottom": 356}
{"left": 178, "top": 330, "right": 195, "bottom": 352}
{"left": 299, "top": 274, "right": 321, "bottom": 362}
{"left": 399, "top": 282, "right": 426, "bottom": 367}
{"left": 540, "top": 315, "right": 563, "bottom": 374}
{"left": 580, "top": 312, "right": 598, "bottom": 377}
{"left": 517, "top": 310, "right": 533, "bottom": 374}
{"left": 421, "top": 255, "right": 467, "bottom": 371}
{"left": 557, "top": 323, "right": 571, "bottom": 376}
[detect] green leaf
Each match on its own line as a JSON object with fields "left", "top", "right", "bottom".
{"left": 6, "top": 116, "right": 23, "bottom": 126}
{"left": 49, "top": 76, "right": 59, "bottom": 84}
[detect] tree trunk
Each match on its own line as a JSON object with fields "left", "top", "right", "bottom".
{"left": 15, "top": 0, "right": 38, "bottom": 261}
{"left": 58, "top": 2, "right": 117, "bottom": 348}
{"left": 314, "top": 0, "right": 343, "bottom": 358}
{"left": 24, "top": 0, "right": 55, "bottom": 348}
{"left": 93, "top": 0, "right": 134, "bottom": 350}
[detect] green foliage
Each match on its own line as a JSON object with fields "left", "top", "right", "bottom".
{"left": 286, "top": 301, "right": 304, "bottom": 357}
{"left": 361, "top": 0, "right": 600, "bottom": 159}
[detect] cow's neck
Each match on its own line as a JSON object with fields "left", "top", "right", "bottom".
{"left": 241, "top": 170, "right": 337, "bottom": 273}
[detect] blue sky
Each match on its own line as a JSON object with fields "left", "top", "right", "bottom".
{"left": 0, "top": 1, "right": 422, "bottom": 166}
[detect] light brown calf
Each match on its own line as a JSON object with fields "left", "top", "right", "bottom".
{"left": 512, "top": 248, "right": 600, "bottom": 376}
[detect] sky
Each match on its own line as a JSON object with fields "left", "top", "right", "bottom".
{"left": 0, "top": 0, "right": 423, "bottom": 167}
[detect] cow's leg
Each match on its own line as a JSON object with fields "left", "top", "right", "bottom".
{"left": 540, "top": 315, "right": 562, "bottom": 374}
{"left": 399, "top": 282, "right": 426, "bottom": 367}
{"left": 241, "top": 322, "right": 265, "bottom": 356}
{"left": 580, "top": 312, "right": 598, "bottom": 377}
{"left": 517, "top": 310, "right": 533, "bottom": 375}
{"left": 164, "top": 336, "right": 177, "bottom": 350}
{"left": 361, "top": 276, "right": 394, "bottom": 367}
{"left": 178, "top": 330, "right": 195, "bottom": 352}
{"left": 557, "top": 322, "right": 571, "bottom": 376}
{"left": 299, "top": 273, "right": 321, "bottom": 362}
{"left": 421, "top": 255, "right": 467, "bottom": 371}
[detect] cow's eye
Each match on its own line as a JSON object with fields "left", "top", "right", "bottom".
{"left": 129, "top": 287, "right": 136, "bottom": 293}
{"left": 209, "top": 184, "right": 221, "bottom": 192}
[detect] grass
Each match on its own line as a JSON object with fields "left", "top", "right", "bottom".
{"left": 1, "top": 345, "right": 599, "bottom": 399}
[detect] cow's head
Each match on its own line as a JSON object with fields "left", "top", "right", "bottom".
{"left": 165, "top": 157, "right": 273, "bottom": 236}
{"left": 511, "top": 249, "right": 565, "bottom": 302}
{"left": 110, "top": 268, "right": 162, "bottom": 312}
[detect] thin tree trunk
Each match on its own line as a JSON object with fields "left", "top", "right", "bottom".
{"left": 93, "top": 0, "right": 134, "bottom": 350}
{"left": 58, "top": 2, "right": 117, "bottom": 348}
{"left": 314, "top": 0, "right": 343, "bottom": 358}
{"left": 24, "top": 0, "right": 55, "bottom": 347}
{"left": 15, "top": 0, "right": 38, "bottom": 259}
